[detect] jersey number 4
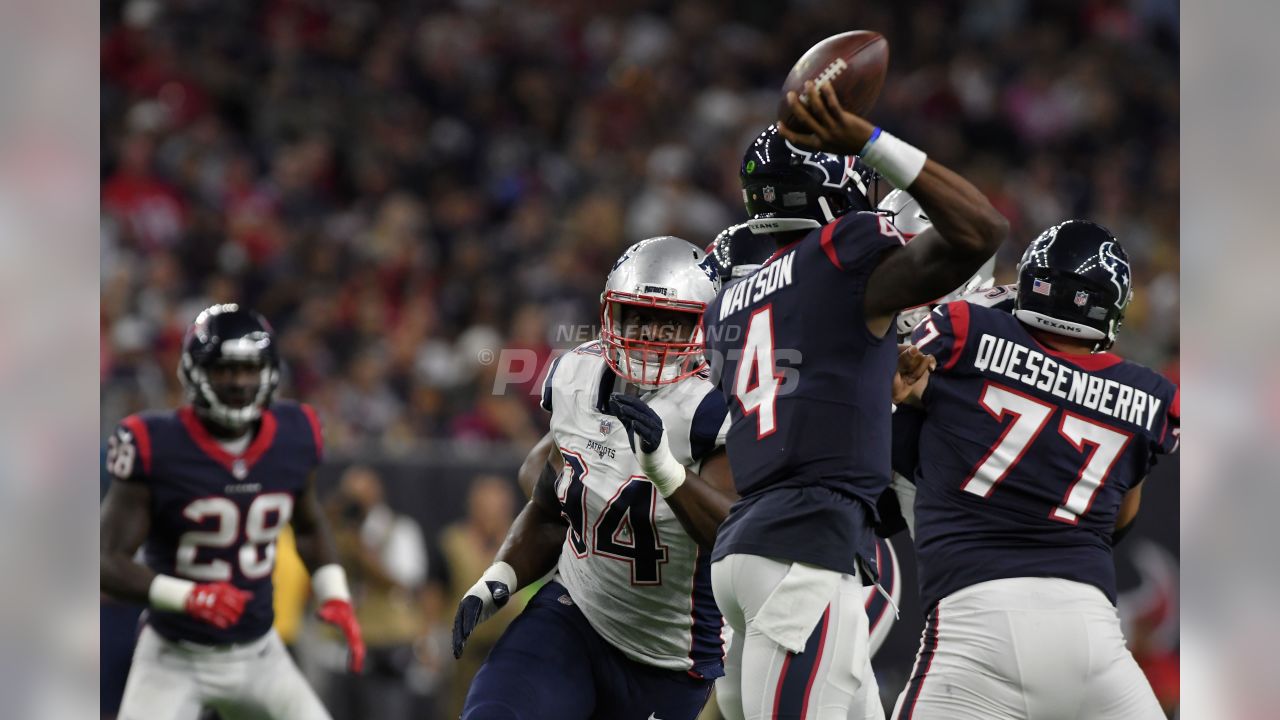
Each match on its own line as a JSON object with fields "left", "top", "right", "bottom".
{"left": 560, "top": 451, "right": 669, "bottom": 584}
{"left": 177, "top": 494, "right": 294, "bottom": 581}
{"left": 965, "top": 382, "right": 1132, "bottom": 524}
{"left": 734, "top": 306, "right": 782, "bottom": 438}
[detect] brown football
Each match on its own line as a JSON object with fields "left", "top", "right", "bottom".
{"left": 778, "top": 31, "right": 889, "bottom": 132}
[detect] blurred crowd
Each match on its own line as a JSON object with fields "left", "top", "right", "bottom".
{"left": 101, "top": 0, "right": 1179, "bottom": 453}
{"left": 100, "top": 1, "right": 1180, "bottom": 716}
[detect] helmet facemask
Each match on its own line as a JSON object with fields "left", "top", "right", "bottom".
{"left": 179, "top": 335, "right": 280, "bottom": 434}
{"left": 600, "top": 293, "right": 707, "bottom": 389}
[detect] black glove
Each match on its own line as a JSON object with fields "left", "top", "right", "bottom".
{"left": 609, "top": 393, "right": 664, "bottom": 453}
{"left": 451, "top": 573, "right": 512, "bottom": 659}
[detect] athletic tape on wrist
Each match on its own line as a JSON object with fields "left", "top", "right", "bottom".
{"left": 482, "top": 561, "right": 518, "bottom": 594}
{"left": 860, "top": 127, "right": 927, "bottom": 189}
{"left": 312, "top": 564, "right": 352, "bottom": 603}
{"left": 149, "top": 574, "right": 195, "bottom": 612}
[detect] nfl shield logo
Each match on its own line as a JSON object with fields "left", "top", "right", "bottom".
{"left": 762, "top": 185, "right": 777, "bottom": 203}
{"left": 599, "top": 418, "right": 613, "bottom": 436}
{"left": 1074, "top": 290, "right": 1090, "bottom": 307}
{"left": 232, "top": 459, "right": 248, "bottom": 480}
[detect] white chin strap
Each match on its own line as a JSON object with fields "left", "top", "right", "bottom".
{"left": 1014, "top": 310, "right": 1107, "bottom": 342}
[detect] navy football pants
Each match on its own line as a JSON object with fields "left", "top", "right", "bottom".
{"left": 462, "top": 581, "right": 714, "bottom": 720}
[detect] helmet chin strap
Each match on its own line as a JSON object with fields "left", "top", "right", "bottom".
{"left": 818, "top": 196, "right": 837, "bottom": 224}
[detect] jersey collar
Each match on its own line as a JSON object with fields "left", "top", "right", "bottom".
{"left": 179, "top": 405, "right": 278, "bottom": 476}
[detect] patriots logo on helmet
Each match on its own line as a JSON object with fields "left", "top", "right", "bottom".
{"left": 698, "top": 255, "right": 719, "bottom": 285}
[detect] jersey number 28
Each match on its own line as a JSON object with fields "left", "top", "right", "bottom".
{"left": 177, "top": 494, "right": 294, "bottom": 580}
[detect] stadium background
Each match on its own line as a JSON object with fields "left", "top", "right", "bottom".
{"left": 100, "top": 0, "right": 1180, "bottom": 717}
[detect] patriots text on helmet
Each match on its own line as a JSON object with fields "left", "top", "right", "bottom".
{"left": 971, "top": 333, "right": 1163, "bottom": 431}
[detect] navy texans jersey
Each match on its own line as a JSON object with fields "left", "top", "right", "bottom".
{"left": 105, "top": 401, "right": 323, "bottom": 644}
{"left": 706, "top": 211, "right": 906, "bottom": 575}
{"left": 909, "top": 301, "right": 1180, "bottom": 610}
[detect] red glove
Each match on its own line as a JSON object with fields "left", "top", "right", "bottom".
{"left": 185, "top": 582, "right": 252, "bottom": 629}
{"left": 317, "top": 598, "right": 365, "bottom": 673}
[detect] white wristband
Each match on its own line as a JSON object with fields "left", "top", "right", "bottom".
{"left": 481, "top": 561, "right": 519, "bottom": 594}
{"left": 859, "top": 128, "right": 928, "bottom": 190}
{"left": 312, "top": 564, "right": 352, "bottom": 603}
{"left": 149, "top": 574, "right": 195, "bottom": 612}
{"left": 642, "top": 442, "right": 687, "bottom": 498}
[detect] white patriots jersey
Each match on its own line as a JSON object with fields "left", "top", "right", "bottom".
{"left": 541, "top": 340, "right": 729, "bottom": 675}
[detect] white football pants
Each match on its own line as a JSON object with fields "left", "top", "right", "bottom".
{"left": 891, "top": 577, "right": 1164, "bottom": 720}
{"left": 118, "top": 626, "right": 331, "bottom": 720}
{"left": 712, "top": 554, "right": 885, "bottom": 720}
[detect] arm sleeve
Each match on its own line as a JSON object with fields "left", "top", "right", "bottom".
{"left": 817, "top": 211, "right": 908, "bottom": 281}
{"left": 688, "top": 387, "right": 730, "bottom": 463}
{"left": 540, "top": 353, "right": 564, "bottom": 414}
{"left": 105, "top": 415, "right": 152, "bottom": 484}
{"left": 911, "top": 300, "right": 971, "bottom": 372}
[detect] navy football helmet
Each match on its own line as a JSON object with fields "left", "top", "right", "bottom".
{"left": 740, "top": 125, "right": 876, "bottom": 235}
{"left": 178, "top": 304, "right": 281, "bottom": 432}
{"left": 705, "top": 222, "right": 779, "bottom": 283}
{"left": 1014, "top": 221, "right": 1133, "bottom": 352}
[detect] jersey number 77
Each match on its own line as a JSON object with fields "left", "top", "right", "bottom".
{"left": 965, "top": 381, "right": 1132, "bottom": 524}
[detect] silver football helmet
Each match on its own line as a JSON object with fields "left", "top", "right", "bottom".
{"left": 600, "top": 236, "right": 721, "bottom": 388}
{"left": 879, "top": 189, "right": 998, "bottom": 340}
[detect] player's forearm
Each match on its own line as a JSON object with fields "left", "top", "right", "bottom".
{"left": 906, "top": 160, "right": 1008, "bottom": 259}
{"left": 100, "top": 553, "right": 156, "bottom": 605}
{"left": 663, "top": 472, "right": 734, "bottom": 549}
{"left": 292, "top": 523, "right": 340, "bottom": 575}
{"left": 494, "top": 502, "right": 566, "bottom": 588}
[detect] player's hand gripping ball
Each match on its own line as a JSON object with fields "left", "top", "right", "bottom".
{"left": 778, "top": 30, "right": 889, "bottom": 133}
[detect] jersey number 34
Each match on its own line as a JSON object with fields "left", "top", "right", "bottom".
{"left": 559, "top": 450, "right": 669, "bottom": 585}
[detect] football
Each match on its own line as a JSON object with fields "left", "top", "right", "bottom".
{"left": 778, "top": 30, "right": 889, "bottom": 132}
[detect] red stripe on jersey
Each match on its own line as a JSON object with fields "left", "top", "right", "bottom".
{"left": 943, "top": 301, "right": 970, "bottom": 371}
{"left": 121, "top": 415, "right": 152, "bottom": 475}
{"left": 300, "top": 403, "right": 324, "bottom": 461}
{"left": 178, "top": 406, "right": 278, "bottom": 475}
{"left": 819, "top": 221, "right": 843, "bottom": 270}
{"left": 1169, "top": 387, "right": 1180, "bottom": 419}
